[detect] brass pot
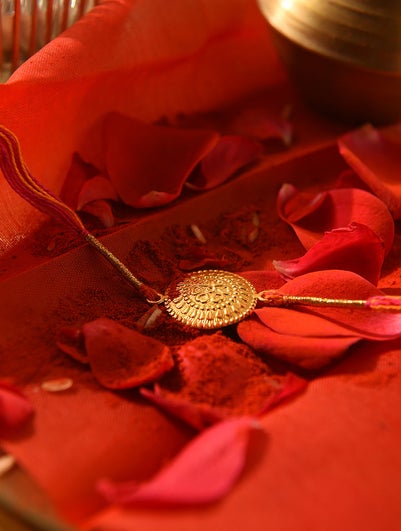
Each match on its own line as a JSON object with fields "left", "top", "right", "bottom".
{"left": 258, "top": 0, "right": 401, "bottom": 124}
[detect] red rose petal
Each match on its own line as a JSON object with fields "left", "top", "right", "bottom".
{"left": 238, "top": 269, "right": 401, "bottom": 369}
{"left": 141, "top": 333, "right": 306, "bottom": 430}
{"left": 102, "top": 113, "right": 218, "bottom": 208}
{"left": 56, "top": 326, "right": 89, "bottom": 364}
{"left": 277, "top": 183, "right": 327, "bottom": 224}
{"left": 273, "top": 222, "right": 385, "bottom": 285}
{"left": 277, "top": 184, "right": 394, "bottom": 254}
{"left": 76, "top": 175, "right": 118, "bottom": 210}
{"left": 187, "top": 135, "right": 262, "bottom": 191}
{"left": 238, "top": 318, "right": 359, "bottom": 369}
{"left": 82, "top": 318, "right": 174, "bottom": 389}
{"left": 339, "top": 124, "right": 401, "bottom": 218}
{"left": 81, "top": 199, "right": 115, "bottom": 228}
{"left": 228, "top": 106, "right": 292, "bottom": 146}
{"left": 277, "top": 270, "right": 401, "bottom": 339}
{"left": 0, "top": 383, "right": 34, "bottom": 433}
{"left": 255, "top": 307, "right": 363, "bottom": 338}
{"left": 97, "top": 417, "right": 262, "bottom": 506}
{"left": 60, "top": 154, "right": 99, "bottom": 210}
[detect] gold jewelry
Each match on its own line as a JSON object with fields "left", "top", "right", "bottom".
{"left": 85, "top": 233, "right": 401, "bottom": 329}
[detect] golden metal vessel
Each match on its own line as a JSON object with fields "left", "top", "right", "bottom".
{"left": 258, "top": 0, "right": 401, "bottom": 124}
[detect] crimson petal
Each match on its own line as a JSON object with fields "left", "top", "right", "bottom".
{"left": 56, "top": 326, "right": 89, "bottom": 364}
{"left": 76, "top": 175, "right": 118, "bottom": 210}
{"left": 277, "top": 184, "right": 394, "bottom": 254}
{"left": 80, "top": 199, "right": 115, "bottom": 228}
{"left": 273, "top": 222, "right": 385, "bottom": 285}
{"left": 0, "top": 383, "right": 34, "bottom": 433}
{"left": 97, "top": 417, "right": 262, "bottom": 506}
{"left": 339, "top": 124, "right": 401, "bottom": 218}
{"left": 82, "top": 318, "right": 174, "bottom": 389}
{"left": 187, "top": 135, "right": 262, "bottom": 191}
{"left": 94, "top": 113, "right": 218, "bottom": 208}
{"left": 228, "top": 106, "right": 292, "bottom": 145}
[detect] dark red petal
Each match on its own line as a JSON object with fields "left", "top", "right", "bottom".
{"left": 273, "top": 222, "right": 385, "bottom": 285}
{"left": 187, "top": 135, "right": 262, "bottom": 191}
{"left": 81, "top": 199, "right": 115, "bottom": 228}
{"left": 60, "top": 155, "right": 99, "bottom": 210}
{"left": 82, "top": 318, "right": 174, "bottom": 389}
{"left": 103, "top": 113, "right": 218, "bottom": 208}
{"left": 228, "top": 106, "right": 292, "bottom": 145}
{"left": 56, "top": 326, "right": 89, "bottom": 364}
{"left": 97, "top": 417, "right": 262, "bottom": 506}
{"left": 277, "top": 184, "right": 394, "bottom": 254}
{"left": 76, "top": 175, "right": 118, "bottom": 210}
{"left": 339, "top": 124, "right": 401, "bottom": 218}
{"left": 277, "top": 183, "right": 327, "bottom": 223}
{"left": 0, "top": 383, "right": 34, "bottom": 433}
{"left": 141, "top": 333, "right": 305, "bottom": 430}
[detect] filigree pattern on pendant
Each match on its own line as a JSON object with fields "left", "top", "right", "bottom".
{"left": 164, "top": 270, "right": 257, "bottom": 329}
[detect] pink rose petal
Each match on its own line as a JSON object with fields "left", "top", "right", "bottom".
{"left": 339, "top": 124, "right": 401, "bottom": 218}
{"left": 82, "top": 318, "right": 174, "bottom": 389}
{"left": 277, "top": 184, "right": 394, "bottom": 254}
{"left": 187, "top": 135, "right": 262, "bottom": 191}
{"left": 103, "top": 113, "right": 218, "bottom": 208}
{"left": 273, "top": 222, "right": 385, "bottom": 285}
{"left": 0, "top": 383, "right": 34, "bottom": 433}
{"left": 97, "top": 417, "right": 262, "bottom": 506}
{"left": 76, "top": 175, "right": 118, "bottom": 210}
{"left": 141, "top": 333, "right": 306, "bottom": 430}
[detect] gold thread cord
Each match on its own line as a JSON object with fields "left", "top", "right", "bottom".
{"left": 85, "top": 234, "right": 164, "bottom": 302}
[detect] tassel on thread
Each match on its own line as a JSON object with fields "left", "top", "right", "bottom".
{"left": 0, "top": 126, "right": 88, "bottom": 236}
{"left": 0, "top": 125, "right": 163, "bottom": 302}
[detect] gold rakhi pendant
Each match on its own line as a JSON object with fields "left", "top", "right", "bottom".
{"left": 164, "top": 270, "right": 258, "bottom": 329}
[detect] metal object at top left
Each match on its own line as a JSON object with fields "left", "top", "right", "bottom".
{"left": 1, "top": 0, "right": 96, "bottom": 81}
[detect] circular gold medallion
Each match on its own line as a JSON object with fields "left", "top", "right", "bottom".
{"left": 164, "top": 270, "right": 257, "bottom": 329}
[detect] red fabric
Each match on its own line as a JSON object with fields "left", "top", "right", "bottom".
{"left": 0, "top": 0, "right": 284, "bottom": 253}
